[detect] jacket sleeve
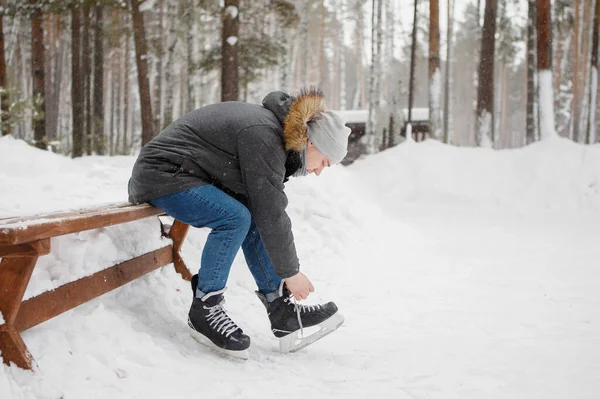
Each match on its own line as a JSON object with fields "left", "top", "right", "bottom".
{"left": 237, "top": 126, "right": 300, "bottom": 278}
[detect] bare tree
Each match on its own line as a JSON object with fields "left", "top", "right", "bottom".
{"left": 475, "top": 0, "right": 496, "bottom": 147}
{"left": 221, "top": 0, "right": 239, "bottom": 102}
{"left": 537, "top": 0, "right": 556, "bottom": 139}
{"left": 429, "top": 0, "right": 442, "bottom": 140}
{"left": 131, "top": 0, "right": 155, "bottom": 146}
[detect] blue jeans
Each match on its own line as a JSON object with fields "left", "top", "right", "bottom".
{"left": 150, "top": 185, "right": 282, "bottom": 297}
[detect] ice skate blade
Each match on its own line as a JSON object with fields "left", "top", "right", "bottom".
{"left": 190, "top": 328, "right": 249, "bottom": 360}
{"left": 279, "top": 312, "right": 345, "bottom": 353}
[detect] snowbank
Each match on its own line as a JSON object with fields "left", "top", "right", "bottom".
{"left": 1, "top": 135, "right": 599, "bottom": 399}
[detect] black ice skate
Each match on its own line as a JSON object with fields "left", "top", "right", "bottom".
{"left": 256, "top": 281, "right": 344, "bottom": 353}
{"left": 188, "top": 275, "right": 250, "bottom": 359}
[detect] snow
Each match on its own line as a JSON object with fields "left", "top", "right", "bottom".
{"left": 538, "top": 70, "right": 557, "bottom": 140}
{"left": 403, "top": 107, "right": 429, "bottom": 122}
{"left": 0, "top": 311, "right": 4, "bottom": 325}
{"left": 1, "top": 135, "right": 600, "bottom": 398}
{"left": 335, "top": 109, "right": 368, "bottom": 124}
{"left": 226, "top": 36, "right": 238, "bottom": 46}
{"left": 429, "top": 68, "right": 442, "bottom": 140}
{"left": 138, "top": 0, "right": 157, "bottom": 13}
{"left": 336, "top": 108, "right": 429, "bottom": 125}
{"left": 477, "top": 110, "right": 493, "bottom": 147}
{"left": 224, "top": 5, "right": 238, "bottom": 19}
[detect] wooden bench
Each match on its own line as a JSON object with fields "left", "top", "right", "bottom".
{"left": 0, "top": 203, "right": 192, "bottom": 370}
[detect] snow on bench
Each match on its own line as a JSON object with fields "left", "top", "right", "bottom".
{"left": 0, "top": 203, "right": 192, "bottom": 370}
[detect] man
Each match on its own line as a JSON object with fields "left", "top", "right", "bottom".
{"left": 128, "top": 88, "right": 350, "bottom": 359}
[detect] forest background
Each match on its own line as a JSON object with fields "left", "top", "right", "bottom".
{"left": 0, "top": 0, "right": 597, "bottom": 158}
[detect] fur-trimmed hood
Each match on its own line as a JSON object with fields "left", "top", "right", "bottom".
{"left": 262, "top": 89, "right": 325, "bottom": 152}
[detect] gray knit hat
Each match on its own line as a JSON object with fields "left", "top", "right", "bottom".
{"left": 307, "top": 111, "right": 351, "bottom": 164}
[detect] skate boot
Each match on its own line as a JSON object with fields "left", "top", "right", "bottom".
{"left": 256, "top": 281, "right": 344, "bottom": 353}
{"left": 188, "top": 274, "right": 250, "bottom": 359}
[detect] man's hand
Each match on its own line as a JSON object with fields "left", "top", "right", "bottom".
{"left": 284, "top": 272, "right": 314, "bottom": 300}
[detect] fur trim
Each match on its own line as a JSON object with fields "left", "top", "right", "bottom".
{"left": 283, "top": 88, "right": 325, "bottom": 152}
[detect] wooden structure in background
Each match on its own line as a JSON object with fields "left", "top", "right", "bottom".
{"left": 0, "top": 203, "right": 191, "bottom": 370}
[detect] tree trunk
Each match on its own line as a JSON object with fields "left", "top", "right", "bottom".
{"left": 537, "top": 0, "right": 556, "bottom": 139}
{"left": 93, "top": 6, "right": 105, "bottom": 155}
{"left": 72, "top": 8, "right": 84, "bottom": 158}
{"left": 45, "top": 14, "right": 61, "bottom": 142}
{"left": 154, "top": 0, "right": 164, "bottom": 136}
{"left": 124, "top": 34, "right": 131, "bottom": 153}
{"left": 31, "top": 5, "right": 46, "bottom": 150}
{"left": 163, "top": 1, "right": 178, "bottom": 129}
{"left": 339, "top": 0, "right": 347, "bottom": 110}
{"left": 407, "top": 0, "right": 418, "bottom": 131}
{"left": 499, "top": 61, "right": 509, "bottom": 147}
{"left": 579, "top": 0, "right": 594, "bottom": 142}
{"left": 352, "top": 0, "right": 365, "bottom": 109}
{"left": 186, "top": 0, "right": 194, "bottom": 110}
{"left": 131, "top": 0, "right": 155, "bottom": 146}
{"left": 221, "top": 0, "right": 239, "bottom": 102}
{"left": 429, "top": 0, "right": 442, "bottom": 141}
{"left": 475, "top": 0, "right": 497, "bottom": 147}
{"left": 82, "top": 6, "right": 92, "bottom": 155}
{"left": 0, "top": 13, "right": 9, "bottom": 135}
{"left": 573, "top": 0, "right": 581, "bottom": 141}
{"left": 301, "top": 1, "right": 309, "bottom": 86}
{"left": 317, "top": 0, "right": 326, "bottom": 87}
{"left": 443, "top": 0, "right": 455, "bottom": 143}
{"left": 588, "top": 0, "right": 600, "bottom": 144}
{"left": 367, "top": 0, "right": 382, "bottom": 153}
{"left": 526, "top": 0, "right": 537, "bottom": 144}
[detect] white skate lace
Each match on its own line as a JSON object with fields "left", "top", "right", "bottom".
{"left": 204, "top": 303, "right": 239, "bottom": 337}
{"left": 287, "top": 297, "right": 323, "bottom": 338}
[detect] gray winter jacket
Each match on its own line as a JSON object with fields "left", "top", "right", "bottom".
{"left": 128, "top": 90, "right": 325, "bottom": 278}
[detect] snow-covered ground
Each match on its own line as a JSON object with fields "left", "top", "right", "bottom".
{"left": 1, "top": 135, "right": 599, "bottom": 399}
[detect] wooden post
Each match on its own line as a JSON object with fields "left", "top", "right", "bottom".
{"left": 168, "top": 220, "right": 192, "bottom": 280}
{"left": 0, "top": 239, "right": 49, "bottom": 369}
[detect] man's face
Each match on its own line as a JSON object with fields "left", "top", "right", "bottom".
{"left": 305, "top": 140, "right": 332, "bottom": 176}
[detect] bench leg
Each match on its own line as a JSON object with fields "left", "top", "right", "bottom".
{"left": 0, "top": 256, "right": 39, "bottom": 369}
{"left": 168, "top": 220, "right": 192, "bottom": 281}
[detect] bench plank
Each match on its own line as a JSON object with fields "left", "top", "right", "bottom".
{"left": 0, "top": 239, "right": 51, "bottom": 258}
{"left": 0, "top": 203, "right": 163, "bottom": 246}
{"left": 15, "top": 245, "right": 173, "bottom": 332}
